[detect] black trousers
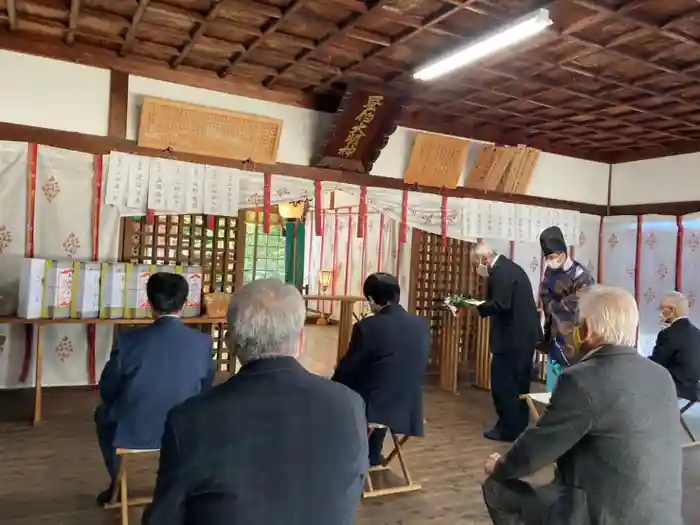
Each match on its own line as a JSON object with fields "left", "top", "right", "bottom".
{"left": 94, "top": 404, "right": 121, "bottom": 484}
{"left": 490, "top": 352, "right": 532, "bottom": 439}
{"left": 368, "top": 427, "right": 387, "bottom": 466}
{"left": 482, "top": 476, "right": 561, "bottom": 525}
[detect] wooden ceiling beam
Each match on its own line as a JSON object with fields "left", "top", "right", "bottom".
{"left": 6, "top": 0, "right": 16, "bottom": 31}
{"left": 220, "top": 0, "right": 306, "bottom": 78}
{"left": 171, "top": 0, "right": 230, "bottom": 69}
{"left": 264, "top": 0, "right": 399, "bottom": 88}
{"left": 65, "top": 0, "right": 81, "bottom": 45}
{"left": 0, "top": 120, "right": 605, "bottom": 213}
{"left": 120, "top": 0, "right": 152, "bottom": 57}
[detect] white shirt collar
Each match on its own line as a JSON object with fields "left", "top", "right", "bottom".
{"left": 490, "top": 254, "right": 500, "bottom": 268}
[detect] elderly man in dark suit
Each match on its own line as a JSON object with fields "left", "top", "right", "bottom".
{"left": 333, "top": 272, "right": 430, "bottom": 466}
{"left": 95, "top": 272, "right": 214, "bottom": 505}
{"left": 650, "top": 290, "right": 700, "bottom": 401}
{"left": 482, "top": 285, "right": 683, "bottom": 525}
{"left": 142, "top": 279, "right": 368, "bottom": 525}
{"left": 475, "top": 242, "right": 542, "bottom": 442}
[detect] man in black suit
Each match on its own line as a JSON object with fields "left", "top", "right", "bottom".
{"left": 475, "top": 242, "right": 542, "bottom": 442}
{"left": 650, "top": 290, "right": 700, "bottom": 401}
{"left": 142, "top": 279, "right": 368, "bottom": 525}
{"left": 482, "top": 285, "right": 683, "bottom": 525}
{"left": 333, "top": 273, "right": 430, "bottom": 466}
{"left": 95, "top": 272, "right": 214, "bottom": 505}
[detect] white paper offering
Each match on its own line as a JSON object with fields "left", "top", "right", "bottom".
{"left": 105, "top": 153, "right": 129, "bottom": 207}
{"left": 126, "top": 156, "right": 151, "bottom": 210}
{"left": 184, "top": 164, "right": 205, "bottom": 215}
{"left": 147, "top": 158, "right": 166, "bottom": 212}
{"left": 165, "top": 162, "right": 185, "bottom": 214}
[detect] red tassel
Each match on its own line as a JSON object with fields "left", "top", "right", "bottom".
{"left": 207, "top": 216, "right": 215, "bottom": 230}
{"left": 314, "top": 181, "right": 323, "bottom": 236}
{"left": 400, "top": 190, "right": 408, "bottom": 245}
{"left": 88, "top": 325, "right": 97, "bottom": 387}
{"left": 357, "top": 186, "right": 367, "bottom": 238}
{"left": 441, "top": 194, "right": 448, "bottom": 248}
{"left": 146, "top": 208, "right": 155, "bottom": 225}
{"left": 263, "top": 173, "right": 271, "bottom": 234}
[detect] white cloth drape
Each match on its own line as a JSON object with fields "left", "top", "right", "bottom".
{"left": 680, "top": 213, "right": 700, "bottom": 327}
{"left": 601, "top": 216, "right": 638, "bottom": 296}
{"left": 512, "top": 242, "right": 542, "bottom": 301}
{"left": 636, "top": 215, "right": 677, "bottom": 357}
{"left": 0, "top": 141, "right": 30, "bottom": 388}
{"left": 575, "top": 213, "right": 601, "bottom": 281}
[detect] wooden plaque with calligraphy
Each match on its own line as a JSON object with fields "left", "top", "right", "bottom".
{"left": 403, "top": 133, "right": 470, "bottom": 189}
{"left": 465, "top": 145, "right": 540, "bottom": 194}
{"left": 313, "top": 88, "right": 404, "bottom": 173}
{"left": 137, "top": 97, "right": 283, "bottom": 164}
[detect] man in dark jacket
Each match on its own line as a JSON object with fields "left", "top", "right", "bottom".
{"left": 95, "top": 272, "right": 213, "bottom": 505}
{"left": 650, "top": 290, "right": 700, "bottom": 401}
{"left": 142, "top": 279, "right": 368, "bottom": 525}
{"left": 333, "top": 272, "right": 430, "bottom": 466}
{"left": 482, "top": 285, "right": 683, "bottom": 525}
{"left": 475, "top": 242, "right": 542, "bottom": 442}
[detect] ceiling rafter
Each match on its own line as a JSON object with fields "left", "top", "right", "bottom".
{"left": 313, "top": 0, "right": 517, "bottom": 92}
{"left": 219, "top": 0, "right": 307, "bottom": 78}
{"left": 6, "top": 0, "right": 16, "bottom": 31}
{"left": 171, "top": 0, "right": 231, "bottom": 69}
{"left": 120, "top": 0, "right": 152, "bottom": 57}
{"left": 66, "top": 0, "right": 82, "bottom": 46}
{"left": 264, "top": 0, "right": 402, "bottom": 88}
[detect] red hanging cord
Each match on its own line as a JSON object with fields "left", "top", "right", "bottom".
{"left": 357, "top": 186, "right": 367, "bottom": 238}
{"left": 399, "top": 190, "right": 408, "bottom": 245}
{"left": 263, "top": 173, "right": 272, "bottom": 234}
{"left": 314, "top": 181, "right": 323, "bottom": 236}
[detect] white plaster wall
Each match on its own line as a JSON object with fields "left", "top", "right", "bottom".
{"left": 528, "top": 152, "right": 609, "bottom": 205}
{"left": 0, "top": 50, "right": 110, "bottom": 136}
{"left": 611, "top": 153, "right": 700, "bottom": 205}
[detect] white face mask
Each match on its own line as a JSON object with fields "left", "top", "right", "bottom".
{"left": 545, "top": 256, "right": 565, "bottom": 270}
{"left": 476, "top": 263, "right": 489, "bottom": 278}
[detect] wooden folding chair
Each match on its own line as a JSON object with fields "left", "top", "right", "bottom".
{"left": 363, "top": 423, "right": 421, "bottom": 498}
{"left": 103, "top": 448, "right": 160, "bottom": 525}
{"left": 520, "top": 392, "right": 551, "bottom": 421}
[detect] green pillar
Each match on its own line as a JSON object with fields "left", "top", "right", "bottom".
{"left": 285, "top": 219, "right": 305, "bottom": 289}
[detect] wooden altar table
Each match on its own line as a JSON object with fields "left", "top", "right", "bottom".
{"left": 0, "top": 295, "right": 365, "bottom": 426}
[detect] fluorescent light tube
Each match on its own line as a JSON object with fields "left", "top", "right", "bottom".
{"left": 413, "top": 8, "right": 553, "bottom": 81}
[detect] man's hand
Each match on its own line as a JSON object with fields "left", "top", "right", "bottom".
{"left": 484, "top": 452, "right": 502, "bottom": 475}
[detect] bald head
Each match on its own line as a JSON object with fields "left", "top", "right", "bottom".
{"left": 578, "top": 285, "right": 638, "bottom": 347}
{"left": 474, "top": 241, "right": 496, "bottom": 257}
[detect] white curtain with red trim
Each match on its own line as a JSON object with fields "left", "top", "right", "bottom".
{"left": 0, "top": 144, "right": 121, "bottom": 389}
{"left": 680, "top": 213, "right": 700, "bottom": 327}
{"left": 636, "top": 215, "right": 678, "bottom": 357}
{"left": 0, "top": 141, "right": 30, "bottom": 389}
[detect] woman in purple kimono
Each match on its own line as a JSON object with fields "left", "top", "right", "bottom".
{"left": 539, "top": 226, "right": 595, "bottom": 391}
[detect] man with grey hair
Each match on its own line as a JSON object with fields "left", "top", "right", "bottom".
{"left": 482, "top": 285, "right": 683, "bottom": 525}
{"left": 650, "top": 290, "right": 700, "bottom": 401}
{"left": 474, "top": 241, "right": 542, "bottom": 442}
{"left": 143, "top": 279, "right": 369, "bottom": 525}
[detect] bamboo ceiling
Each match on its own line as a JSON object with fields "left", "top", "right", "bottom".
{"left": 3, "top": 0, "right": 700, "bottom": 163}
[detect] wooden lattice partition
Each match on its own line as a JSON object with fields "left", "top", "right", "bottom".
{"left": 408, "top": 230, "right": 476, "bottom": 393}
{"left": 120, "top": 213, "right": 246, "bottom": 373}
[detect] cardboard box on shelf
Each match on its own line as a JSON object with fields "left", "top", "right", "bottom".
{"left": 99, "top": 262, "right": 127, "bottom": 319}
{"left": 17, "top": 258, "right": 47, "bottom": 319}
{"left": 43, "top": 260, "right": 74, "bottom": 319}
{"left": 70, "top": 262, "right": 101, "bottom": 319}
{"left": 124, "top": 263, "right": 156, "bottom": 319}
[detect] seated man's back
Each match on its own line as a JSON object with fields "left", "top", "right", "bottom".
{"left": 143, "top": 280, "right": 368, "bottom": 525}
{"left": 95, "top": 273, "right": 213, "bottom": 503}
{"left": 106, "top": 317, "right": 213, "bottom": 448}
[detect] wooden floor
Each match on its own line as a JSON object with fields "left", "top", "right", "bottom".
{"left": 0, "top": 323, "right": 698, "bottom": 524}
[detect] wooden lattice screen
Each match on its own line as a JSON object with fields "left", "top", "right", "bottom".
{"left": 120, "top": 213, "right": 245, "bottom": 373}
{"left": 408, "top": 230, "right": 477, "bottom": 393}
